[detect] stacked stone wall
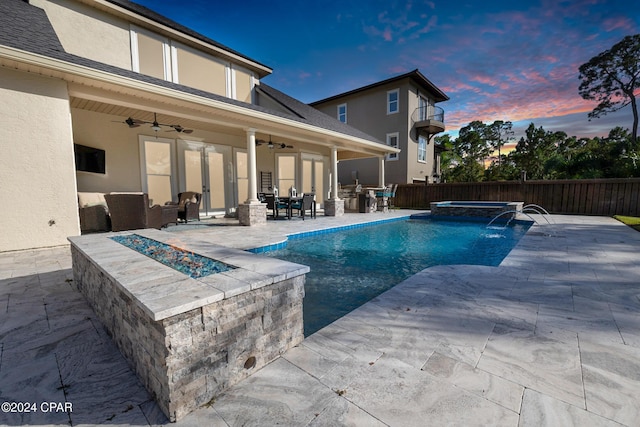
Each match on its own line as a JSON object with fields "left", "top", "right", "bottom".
{"left": 71, "top": 246, "right": 305, "bottom": 421}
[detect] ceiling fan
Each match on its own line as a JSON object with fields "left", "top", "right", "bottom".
{"left": 117, "top": 113, "right": 193, "bottom": 134}
{"left": 256, "top": 135, "right": 293, "bottom": 149}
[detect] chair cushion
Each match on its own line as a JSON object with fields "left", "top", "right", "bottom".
{"left": 78, "top": 192, "right": 107, "bottom": 208}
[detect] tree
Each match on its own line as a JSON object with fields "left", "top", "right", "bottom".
{"left": 486, "top": 120, "right": 514, "bottom": 167}
{"left": 578, "top": 34, "right": 640, "bottom": 143}
{"left": 510, "top": 123, "right": 566, "bottom": 179}
{"left": 434, "top": 134, "right": 456, "bottom": 182}
{"left": 451, "top": 121, "right": 493, "bottom": 182}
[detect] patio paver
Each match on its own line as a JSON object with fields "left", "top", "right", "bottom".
{"left": 1, "top": 212, "right": 639, "bottom": 426}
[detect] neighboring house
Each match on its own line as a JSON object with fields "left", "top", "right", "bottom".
{"left": 0, "top": 0, "right": 397, "bottom": 252}
{"left": 310, "top": 69, "right": 449, "bottom": 186}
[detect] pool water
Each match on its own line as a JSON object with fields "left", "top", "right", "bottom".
{"left": 263, "top": 218, "right": 530, "bottom": 336}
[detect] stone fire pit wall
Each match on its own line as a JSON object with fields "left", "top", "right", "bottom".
{"left": 68, "top": 230, "right": 308, "bottom": 422}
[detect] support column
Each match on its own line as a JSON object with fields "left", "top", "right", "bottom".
{"left": 377, "top": 155, "right": 388, "bottom": 212}
{"left": 324, "top": 145, "right": 344, "bottom": 216}
{"left": 246, "top": 128, "right": 259, "bottom": 204}
{"left": 330, "top": 146, "right": 339, "bottom": 200}
{"left": 238, "top": 128, "right": 267, "bottom": 225}
{"left": 378, "top": 155, "right": 385, "bottom": 188}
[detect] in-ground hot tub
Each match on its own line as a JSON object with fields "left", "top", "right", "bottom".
{"left": 69, "top": 229, "right": 308, "bottom": 421}
{"left": 430, "top": 201, "right": 523, "bottom": 220}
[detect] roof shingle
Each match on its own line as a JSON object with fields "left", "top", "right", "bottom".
{"left": 0, "top": 0, "right": 384, "bottom": 147}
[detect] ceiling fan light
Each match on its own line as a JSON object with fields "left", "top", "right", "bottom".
{"left": 151, "top": 124, "right": 161, "bottom": 132}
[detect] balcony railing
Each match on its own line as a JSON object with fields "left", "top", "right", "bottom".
{"left": 412, "top": 105, "right": 445, "bottom": 123}
{"left": 412, "top": 105, "right": 445, "bottom": 135}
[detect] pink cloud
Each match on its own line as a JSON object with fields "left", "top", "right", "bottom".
{"left": 602, "top": 16, "right": 636, "bottom": 32}
{"left": 382, "top": 27, "right": 393, "bottom": 41}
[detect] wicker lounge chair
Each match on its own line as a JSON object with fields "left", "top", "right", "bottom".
{"left": 165, "top": 192, "right": 201, "bottom": 223}
{"left": 77, "top": 192, "right": 111, "bottom": 233}
{"left": 104, "top": 193, "right": 163, "bottom": 231}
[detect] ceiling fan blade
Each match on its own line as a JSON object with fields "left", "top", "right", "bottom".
{"left": 124, "top": 117, "right": 142, "bottom": 128}
{"left": 118, "top": 113, "right": 191, "bottom": 133}
{"left": 168, "top": 125, "right": 194, "bottom": 134}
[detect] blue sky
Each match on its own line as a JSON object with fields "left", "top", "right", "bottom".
{"left": 134, "top": 0, "right": 639, "bottom": 140}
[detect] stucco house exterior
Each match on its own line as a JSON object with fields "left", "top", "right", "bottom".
{"left": 0, "top": 0, "right": 397, "bottom": 253}
{"left": 310, "top": 70, "right": 449, "bottom": 186}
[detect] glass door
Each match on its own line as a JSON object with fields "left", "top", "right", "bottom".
{"left": 276, "top": 153, "right": 297, "bottom": 196}
{"left": 418, "top": 96, "right": 428, "bottom": 121}
{"left": 235, "top": 149, "right": 248, "bottom": 208}
{"left": 301, "top": 154, "right": 325, "bottom": 208}
{"left": 178, "top": 141, "right": 233, "bottom": 216}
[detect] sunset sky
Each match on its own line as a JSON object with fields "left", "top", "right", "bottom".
{"left": 134, "top": 0, "right": 639, "bottom": 140}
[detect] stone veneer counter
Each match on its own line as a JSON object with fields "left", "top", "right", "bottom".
{"left": 68, "top": 229, "right": 309, "bottom": 421}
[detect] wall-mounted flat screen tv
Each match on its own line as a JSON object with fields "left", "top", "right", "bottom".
{"left": 74, "top": 144, "right": 105, "bottom": 174}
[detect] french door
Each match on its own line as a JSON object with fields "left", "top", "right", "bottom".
{"left": 178, "top": 141, "right": 233, "bottom": 216}
{"left": 275, "top": 153, "right": 296, "bottom": 196}
{"left": 301, "top": 154, "right": 325, "bottom": 207}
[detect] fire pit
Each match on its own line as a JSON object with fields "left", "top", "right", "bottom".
{"left": 69, "top": 229, "right": 308, "bottom": 421}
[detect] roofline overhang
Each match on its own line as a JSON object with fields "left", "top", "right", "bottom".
{"left": 0, "top": 45, "right": 399, "bottom": 157}
{"left": 79, "top": 0, "right": 272, "bottom": 78}
{"left": 310, "top": 69, "right": 449, "bottom": 105}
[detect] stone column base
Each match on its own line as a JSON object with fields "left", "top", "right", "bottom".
{"left": 376, "top": 196, "right": 389, "bottom": 213}
{"left": 324, "top": 199, "right": 344, "bottom": 217}
{"left": 238, "top": 203, "right": 267, "bottom": 226}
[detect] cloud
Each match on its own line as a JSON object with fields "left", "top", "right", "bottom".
{"left": 361, "top": 1, "right": 439, "bottom": 43}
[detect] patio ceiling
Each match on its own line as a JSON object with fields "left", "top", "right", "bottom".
{"left": 68, "top": 85, "right": 390, "bottom": 160}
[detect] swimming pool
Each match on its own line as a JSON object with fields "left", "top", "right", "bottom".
{"left": 262, "top": 218, "right": 531, "bottom": 336}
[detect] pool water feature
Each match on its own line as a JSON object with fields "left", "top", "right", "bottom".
{"left": 431, "top": 201, "right": 523, "bottom": 219}
{"left": 263, "top": 218, "right": 531, "bottom": 336}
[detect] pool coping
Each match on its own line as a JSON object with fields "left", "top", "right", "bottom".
{"left": 247, "top": 214, "right": 411, "bottom": 253}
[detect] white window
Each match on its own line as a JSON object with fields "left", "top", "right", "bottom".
{"left": 337, "top": 104, "right": 347, "bottom": 123}
{"left": 139, "top": 136, "right": 177, "bottom": 205}
{"left": 131, "top": 26, "right": 238, "bottom": 99}
{"left": 387, "top": 89, "right": 399, "bottom": 114}
{"left": 418, "top": 136, "right": 427, "bottom": 163}
{"left": 387, "top": 133, "right": 399, "bottom": 161}
{"left": 130, "top": 26, "right": 172, "bottom": 81}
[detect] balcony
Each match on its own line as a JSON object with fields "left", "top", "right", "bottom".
{"left": 412, "top": 105, "right": 445, "bottom": 136}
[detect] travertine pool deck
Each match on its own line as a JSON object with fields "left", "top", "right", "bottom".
{"left": 1, "top": 211, "right": 640, "bottom": 426}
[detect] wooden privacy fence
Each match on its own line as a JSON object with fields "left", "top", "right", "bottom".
{"left": 395, "top": 178, "right": 640, "bottom": 216}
